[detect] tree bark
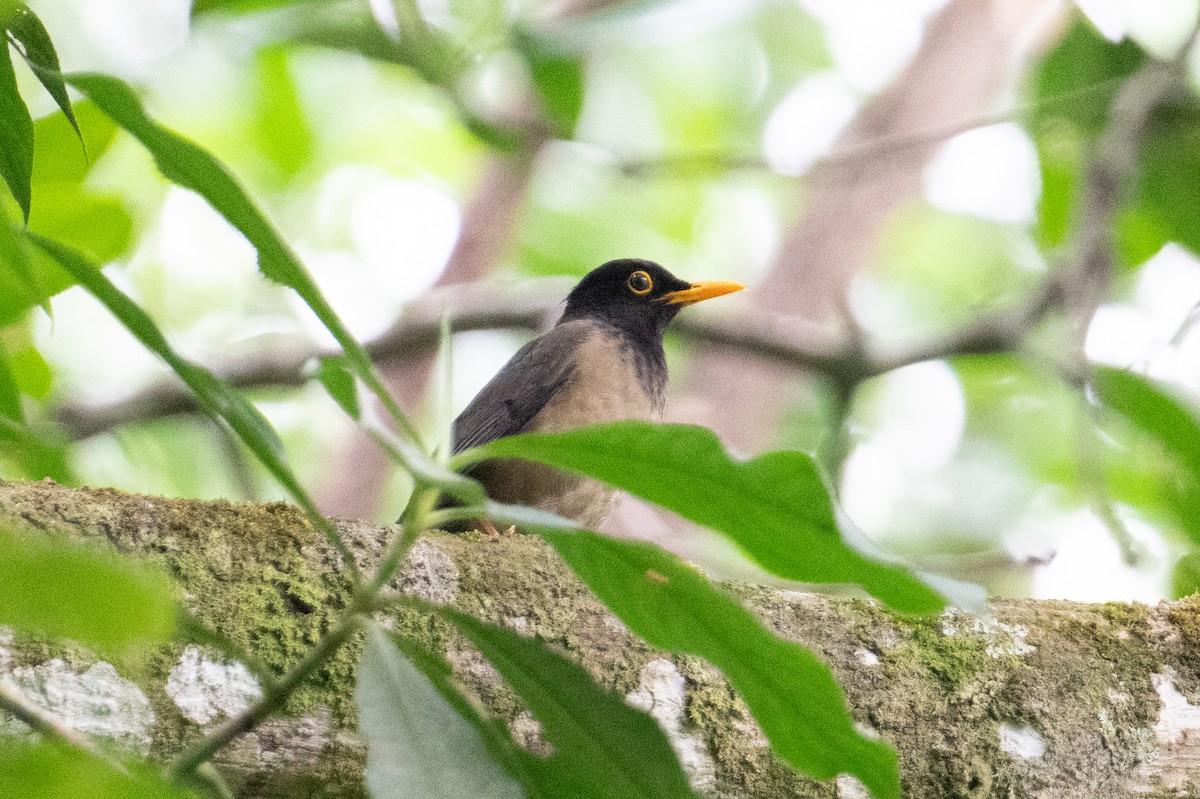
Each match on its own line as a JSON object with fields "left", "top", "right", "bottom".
{"left": 2, "top": 479, "right": 1200, "bottom": 799}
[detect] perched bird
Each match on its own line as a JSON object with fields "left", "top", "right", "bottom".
{"left": 449, "top": 258, "right": 743, "bottom": 530}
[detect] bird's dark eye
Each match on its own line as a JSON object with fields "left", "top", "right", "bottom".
{"left": 627, "top": 270, "right": 653, "bottom": 295}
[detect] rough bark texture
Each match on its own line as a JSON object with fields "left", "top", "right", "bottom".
{"left": 3, "top": 479, "right": 1200, "bottom": 798}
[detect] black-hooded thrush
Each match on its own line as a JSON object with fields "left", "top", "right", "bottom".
{"left": 448, "top": 258, "right": 743, "bottom": 530}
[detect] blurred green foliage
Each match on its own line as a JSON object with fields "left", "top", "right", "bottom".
{"left": 0, "top": 742, "right": 192, "bottom": 799}
{"left": 0, "top": 524, "right": 177, "bottom": 653}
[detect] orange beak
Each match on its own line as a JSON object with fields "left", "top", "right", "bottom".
{"left": 659, "top": 280, "right": 745, "bottom": 306}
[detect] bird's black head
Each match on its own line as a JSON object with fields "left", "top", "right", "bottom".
{"left": 558, "top": 258, "right": 742, "bottom": 341}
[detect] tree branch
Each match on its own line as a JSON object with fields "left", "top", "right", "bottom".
{"left": 52, "top": 277, "right": 1056, "bottom": 441}
{"left": 2, "top": 479, "right": 1200, "bottom": 798}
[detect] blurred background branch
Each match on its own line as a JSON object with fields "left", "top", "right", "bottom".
{"left": 52, "top": 269, "right": 1055, "bottom": 442}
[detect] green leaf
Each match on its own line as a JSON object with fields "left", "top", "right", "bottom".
{"left": 0, "top": 38, "right": 33, "bottom": 221}
{"left": 469, "top": 421, "right": 945, "bottom": 613}
{"left": 0, "top": 341, "right": 21, "bottom": 421}
{"left": 9, "top": 344, "right": 50, "bottom": 398}
{"left": 250, "top": 47, "right": 315, "bottom": 182}
{"left": 1034, "top": 120, "right": 1080, "bottom": 249}
{"left": 3, "top": 2, "right": 80, "bottom": 142}
{"left": 1031, "top": 18, "right": 1144, "bottom": 135}
{"left": 1093, "top": 367, "right": 1200, "bottom": 477}
{"left": 1116, "top": 204, "right": 1171, "bottom": 266}
{"left": 190, "top": 0, "right": 329, "bottom": 17}
{"left": 480, "top": 528, "right": 900, "bottom": 799}
{"left": 0, "top": 237, "right": 75, "bottom": 325}
{"left": 1125, "top": 100, "right": 1200, "bottom": 260}
{"left": 357, "top": 625, "right": 527, "bottom": 799}
{"left": 1171, "top": 552, "right": 1200, "bottom": 599}
{"left": 513, "top": 28, "right": 585, "bottom": 135}
{"left": 0, "top": 201, "right": 41, "bottom": 312}
{"left": 0, "top": 415, "right": 73, "bottom": 482}
{"left": 287, "top": 10, "right": 522, "bottom": 151}
{"left": 1092, "top": 366, "right": 1200, "bottom": 540}
{"left": 1030, "top": 18, "right": 1145, "bottom": 249}
{"left": 446, "top": 608, "right": 702, "bottom": 799}
{"left": 0, "top": 524, "right": 176, "bottom": 652}
{"left": 64, "top": 70, "right": 422, "bottom": 444}
{"left": 0, "top": 742, "right": 191, "bottom": 799}
{"left": 290, "top": 10, "right": 416, "bottom": 67}
{"left": 29, "top": 185, "right": 134, "bottom": 264}
{"left": 62, "top": 72, "right": 296, "bottom": 285}
{"left": 314, "top": 356, "right": 360, "bottom": 419}
{"left": 32, "top": 101, "right": 116, "bottom": 185}
{"left": 16, "top": 102, "right": 130, "bottom": 314}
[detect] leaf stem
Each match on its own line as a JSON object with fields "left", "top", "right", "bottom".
{"left": 370, "top": 487, "right": 439, "bottom": 592}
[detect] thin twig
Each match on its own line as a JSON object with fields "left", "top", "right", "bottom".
{"left": 185, "top": 764, "right": 238, "bottom": 799}
{"left": 1169, "top": 297, "right": 1200, "bottom": 347}
{"left": 167, "top": 474, "right": 447, "bottom": 780}
{"left": 176, "top": 609, "right": 280, "bottom": 692}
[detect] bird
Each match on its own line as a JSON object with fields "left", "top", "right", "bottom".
{"left": 446, "top": 258, "right": 743, "bottom": 531}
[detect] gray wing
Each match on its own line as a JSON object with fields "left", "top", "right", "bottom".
{"left": 451, "top": 322, "right": 589, "bottom": 454}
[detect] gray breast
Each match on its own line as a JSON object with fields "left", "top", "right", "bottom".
{"left": 528, "top": 322, "right": 666, "bottom": 433}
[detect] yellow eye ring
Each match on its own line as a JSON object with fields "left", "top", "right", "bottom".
{"left": 627, "top": 270, "right": 653, "bottom": 295}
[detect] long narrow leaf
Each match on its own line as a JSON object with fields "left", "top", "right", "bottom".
{"left": 357, "top": 625, "right": 527, "bottom": 799}
{"left": 466, "top": 421, "right": 944, "bottom": 613}
{"left": 62, "top": 70, "right": 422, "bottom": 444}
{"left": 0, "top": 38, "right": 32, "bottom": 220}
{"left": 4, "top": 2, "right": 79, "bottom": 141}
{"left": 445, "top": 609, "right": 701, "bottom": 799}
{"left": 24, "top": 233, "right": 341, "bottom": 545}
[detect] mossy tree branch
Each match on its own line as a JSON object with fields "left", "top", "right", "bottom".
{"left": 2, "top": 479, "right": 1200, "bottom": 799}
